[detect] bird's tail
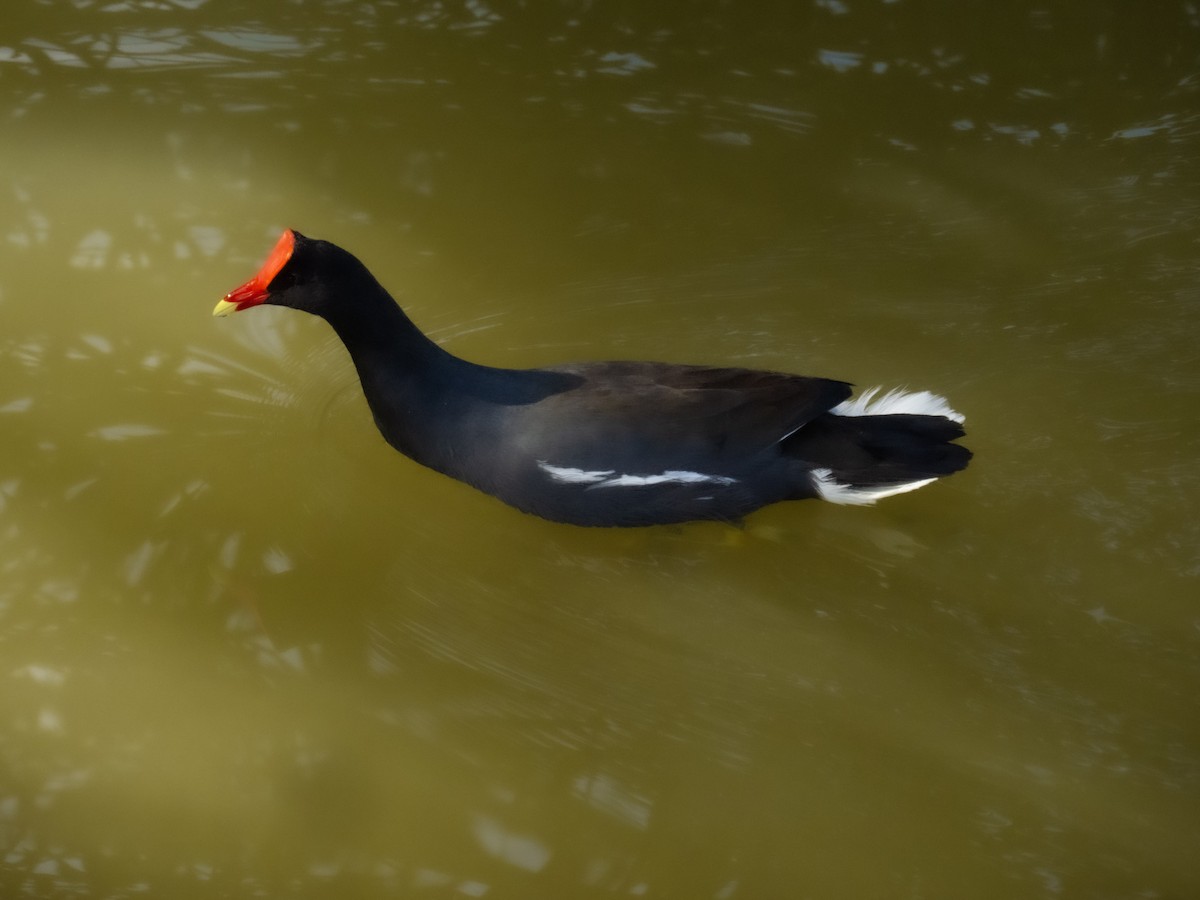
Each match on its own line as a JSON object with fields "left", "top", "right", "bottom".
{"left": 786, "top": 387, "right": 972, "bottom": 505}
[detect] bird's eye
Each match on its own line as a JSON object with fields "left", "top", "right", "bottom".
{"left": 267, "top": 266, "right": 301, "bottom": 292}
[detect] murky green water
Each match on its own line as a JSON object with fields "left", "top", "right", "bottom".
{"left": 2, "top": 2, "right": 1198, "bottom": 897}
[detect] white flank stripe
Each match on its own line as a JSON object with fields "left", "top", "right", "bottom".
{"left": 595, "top": 470, "right": 738, "bottom": 489}
{"left": 537, "top": 461, "right": 737, "bottom": 489}
{"left": 810, "top": 467, "right": 937, "bottom": 506}
{"left": 832, "top": 386, "right": 965, "bottom": 424}
{"left": 536, "top": 463, "right": 614, "bottom": 485}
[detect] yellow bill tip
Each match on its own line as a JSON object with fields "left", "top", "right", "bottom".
{"left": 213, "top": 298, "right": 240, "bottom": 317}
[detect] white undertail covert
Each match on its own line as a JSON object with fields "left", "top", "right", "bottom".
{"left": 813, "top": 386, "right": 964, "bottom": 505}
{"left": 832, "top": 386, "right": 965, "bottom": 424}
{"left": 809, "top": 468, "right": 937, "bottom": 506}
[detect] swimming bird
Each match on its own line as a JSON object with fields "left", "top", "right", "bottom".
{"left": 214, "top": 230, "right": 970, "bottom": 526}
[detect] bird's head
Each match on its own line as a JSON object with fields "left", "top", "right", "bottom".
{"left": 214, "top": 230, "right": 365, "bottom": 319}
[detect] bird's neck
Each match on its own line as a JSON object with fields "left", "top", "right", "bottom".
{"left": 323, "top": 288, "right": 451, "bottom": 377}
{"left": 316, "top": 281, "right": 579, "bottom": 465}
{"left": 319, "top": 285, "right": 481, "bottom": 464}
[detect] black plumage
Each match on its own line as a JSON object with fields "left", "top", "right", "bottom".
{"left": 215, "top": 230, "right": 971, "bottom": 527}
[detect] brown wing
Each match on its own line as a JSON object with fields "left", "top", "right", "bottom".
{"left": 537, "top": 361, "right": 852, "bottom": 461}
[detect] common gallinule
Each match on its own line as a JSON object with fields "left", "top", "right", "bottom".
{"left": 214, "top": 230, "right": 971, "bottom": 526}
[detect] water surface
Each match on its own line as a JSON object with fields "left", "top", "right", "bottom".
{"left": 2, "top": 2, "right": 1198, "bottom": 898}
